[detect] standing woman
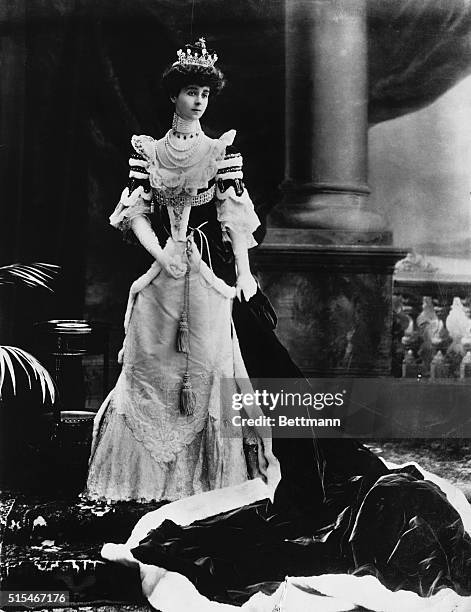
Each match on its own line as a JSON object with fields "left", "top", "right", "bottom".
{"left": 85, "top": 38, "right": 278, "bottom": 502}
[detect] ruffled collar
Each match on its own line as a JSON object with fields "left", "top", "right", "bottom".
{"left": 131, "top": 129, "right": 236, "bottom": 197}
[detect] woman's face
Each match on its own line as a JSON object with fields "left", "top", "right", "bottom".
{"left": 173, "top": 84, "right": 210, "bottom": 122}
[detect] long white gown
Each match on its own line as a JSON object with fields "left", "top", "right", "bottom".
{"left": 85, "top": 125, "right": 261, "bottom": 502}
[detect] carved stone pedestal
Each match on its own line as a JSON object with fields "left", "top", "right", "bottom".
{"left": 254, "top": 229, "right": 407, "bottom": 377}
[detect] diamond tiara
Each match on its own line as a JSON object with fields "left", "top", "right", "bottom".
{"left": 175, "top": 37, "right": 218, "bottom": 69}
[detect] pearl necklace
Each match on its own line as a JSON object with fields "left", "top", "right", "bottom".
{"left": 162, "top": 114, "right": 204, "bottom": 167}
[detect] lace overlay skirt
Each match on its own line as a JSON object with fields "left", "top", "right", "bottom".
{"left": 85, "top": 240, "right": 251, "bottom": 502}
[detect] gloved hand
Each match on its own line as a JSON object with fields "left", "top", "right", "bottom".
{"left": 235, "top": 273, "right": 257, "bottom": 302}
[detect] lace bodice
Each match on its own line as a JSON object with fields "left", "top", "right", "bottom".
{"left": 109, "top": 128, "right": 261, "bottom": 249}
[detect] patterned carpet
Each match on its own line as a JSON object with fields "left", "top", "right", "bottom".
{"left": 0, "top": 491, "right": 165, "bottom": 610}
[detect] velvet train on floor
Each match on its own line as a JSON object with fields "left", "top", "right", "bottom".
{"left": 101, "top": 461, "right": 471, "bottom": 611}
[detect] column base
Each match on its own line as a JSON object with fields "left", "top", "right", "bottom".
{"left": 264, "top": 227, "right": 393, "bottom": 247}
{"left": 271, "top": 191, "right": 387, "bottom": 233}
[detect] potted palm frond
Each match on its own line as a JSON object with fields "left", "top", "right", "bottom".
{"left": 0, "top": 263, "right": 59, "bottom": 404}
{"left": 0, "top": 263, "right": 60, "bottom": 490}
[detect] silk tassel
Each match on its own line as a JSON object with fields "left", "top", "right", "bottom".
{"left": 180, "top": 372, "right": 196, "bottom": 416}
{"left": 177, "top": 311, "right": 190, "bottom": 353}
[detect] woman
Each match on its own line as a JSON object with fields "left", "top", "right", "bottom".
{"left": 85, "top": 38, "right": 278, "bottom": 502}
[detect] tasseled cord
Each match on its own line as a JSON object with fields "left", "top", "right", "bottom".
{"left": 180, "top": 372, "right": 196, "bottom": 416}
{"left": 177, "top": 311, "right": 190, "bottom": 353}
{"left": 178, "top": 237, "right": 196, "bottom": 416}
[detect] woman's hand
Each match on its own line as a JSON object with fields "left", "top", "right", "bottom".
{"left": 230, "top": 229, "right": 257, "bottom": 301}
{"left": 235, "top": 273, "right": 257, "bottom": 302}
{"left": 156, "top": 251, "right": 187, "bottom": 279}
{"left": 119, "top": 186, "right": 144, "bottom": 207}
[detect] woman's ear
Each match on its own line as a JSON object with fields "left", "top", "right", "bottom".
{"left": 170, "top": 96, "right": 176, "bottom": 103}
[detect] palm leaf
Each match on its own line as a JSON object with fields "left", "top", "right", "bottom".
{"left": 0, "top": 263, "right": 60, "bottom": 291}
{"left": 0, "top": 346, "right": 55, "bottom": 403}
{"left": 0, "top": 348, "right": 18, "bottom": 395}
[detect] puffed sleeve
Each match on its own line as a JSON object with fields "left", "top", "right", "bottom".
{"left": 215, "top": 146, "right": 260, "bottom": 249}
{"left": 109, "top": 135, "right": 154, "bottom": 237}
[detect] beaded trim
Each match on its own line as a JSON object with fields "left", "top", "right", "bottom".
{"left": 153, "top": 184, "right": 216, "bottom": 208}
{"left": 217, "top": 166, "right": 242, "bottom": 174}
{"left": 224, "top": 152, "right": 242, "bottom": 160}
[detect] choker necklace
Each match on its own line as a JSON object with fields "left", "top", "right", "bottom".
{"left": 172, "top": 113, "right": 201, "bottom": 136}
{"left": 160, "top": 113, "right": 204, "bottom": 167}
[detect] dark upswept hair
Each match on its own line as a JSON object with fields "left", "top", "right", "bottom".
{"left": 161, "top": 63, "right": 226, "bottom": 99}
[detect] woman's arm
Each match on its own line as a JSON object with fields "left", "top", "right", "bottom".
{"left": 118, "top": 186, "right": 186, "bottom": 279}
{"left": 215, "top": 146, "right": 260, "bottom": 301}
{"left": 228, "top": 229, "right": 257, "bottom": 302}
{"left": 131, "top": 214, "right": 186, "bottom": 280}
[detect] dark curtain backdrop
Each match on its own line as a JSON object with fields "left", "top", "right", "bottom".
{"left": 1, "top": 0, "right": 471, "bottom": 353}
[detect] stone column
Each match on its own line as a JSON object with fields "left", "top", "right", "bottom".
{"left": 255, "top": 0, "right": 406, "bottom": 377}
{"left": 273, "top": 0, "right": 384, "bottom": 233}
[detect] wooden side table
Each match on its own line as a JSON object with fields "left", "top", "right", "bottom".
{"left": 33, "top": 320, "right": 110, "bottom": 493}
{"left": 34, "top": 319, "right": 109, "bottom": 427}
